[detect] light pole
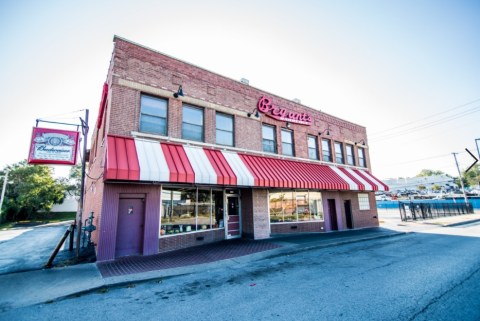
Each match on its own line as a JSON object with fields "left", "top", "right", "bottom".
{"left": 0, "top": 169, "right": 8, "bottom": 224}
{"left": 452, "top": 152, "right": 468, "bottom": 204}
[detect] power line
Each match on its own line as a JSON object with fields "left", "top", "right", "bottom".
{"left": 370, "top": 97, "right": 480, "bottom": 137}
{"left": 370, "top": 104, "right": 480, "bottom": 142}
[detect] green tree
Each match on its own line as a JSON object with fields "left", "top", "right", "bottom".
{"left": 58, "top": 164, "right": 81, "bottom": 197}
{"left": 464, "top": 164, "right": 480, "bottom": 188}
{"left": 1, "top": 160, "right": 66, "bottom": 222}
{"left": 416, "top": 169, "right": 446, "bottom": 177}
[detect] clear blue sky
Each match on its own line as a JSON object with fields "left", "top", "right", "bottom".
{"left": 0, "top": 0, "right": 479, "bottom": 179}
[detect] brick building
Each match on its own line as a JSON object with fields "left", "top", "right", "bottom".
{"left": 84, "top": 36, "right": 388, "bottom": 262}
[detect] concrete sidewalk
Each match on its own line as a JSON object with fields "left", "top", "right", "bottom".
{"left": 0, "top": 227, "right": 406, "bottom": 312}
{"left": 2, "top": 211, "right": 479, "bottom": 313}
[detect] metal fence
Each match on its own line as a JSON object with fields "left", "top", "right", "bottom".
{"left": 399, "top": 201, "right": 474, "bottom": 222}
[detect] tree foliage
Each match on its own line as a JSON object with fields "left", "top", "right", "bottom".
{"left": 416, "top": 169, "right": 447, "bottom": 177}
{"left": 464, "top": 164, "right": 480, "bottom": 188}
{"left": 1, "top": 160, "right": 66, "bottom": 221}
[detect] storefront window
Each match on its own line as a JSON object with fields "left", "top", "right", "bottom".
{"left": 160, "top": 188, "right": 224, "bottom": 236}
{"left": 269, "top": 190, "right": 324, "bottom": 223}
{"left": 139, "top": 95, "right": 167, "bottom": 135}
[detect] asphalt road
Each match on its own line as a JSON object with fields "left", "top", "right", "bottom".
{"left": 2, "top": 222, "right": 480, "bottom": 321}
{"left": 0, "top": 223, "right": 70, "bottom": 275}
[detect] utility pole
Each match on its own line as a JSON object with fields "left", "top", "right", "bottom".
{"left": 452, "top": 152, "right": 468, "bottom": 204}
{"left": 0, "top": 169, "right": 8, "bottom": 224}
{"left": 75, "top": 109, "right": 89, "bottom": 258}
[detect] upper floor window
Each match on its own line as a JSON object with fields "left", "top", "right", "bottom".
{"left": 334, "top": 142, "right": 344, "bottom": 164}
{"left": 182, "top": 104, "right": 204, "bottom": 142}
{"left": 346, "top": 144, "right": 355, "bottom": 166}
{"left": 322, "top": 139, "right": 332, "bottom": 162}
{"left": 358, "top": 147, "right": 367, "bottom": 167}
{"left": 281, "top": 129, "right": 294, "bottom": 156}
{"left": 308, "top": 136, "right": 318, "bottom": 160}
{"left": 139, "top": 95, "right": 168, "bottom": 135}
{"left": 216, "top": 113, "right": 234, "bottom": 146}
{"left": 262, "top": 124, "right": 276, "bottom": 153}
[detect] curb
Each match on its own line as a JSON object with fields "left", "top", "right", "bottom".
{"left": 442, "top": 218, "right": 480, "bottom": 227}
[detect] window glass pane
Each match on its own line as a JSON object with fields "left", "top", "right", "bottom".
{"left": 183, "top": 105, "right": 203, "bottom": 125}
{"left": 140, "top": 95, "right": 167, "bottom": 135}
{"left": 182, "top": 123, "right": 203, "bottom": 141}
{"left": 216, "top": 113, "right": 233, "bottom": 131}
{"left": 281, "top": 130, "right": 293, "bottom": 156}
{"left": 335, "top": 142, "right": 344, "bottom": 164}
{"left": 262, "top": 125, "right": 274, "bottom": 140}
{"left": 216, "top": 129, "right": 233, "bottom": 146}
{"left": 281, "top": 130, "right": 292, "bottom": 144}
{"left": 358, "top": 148, "right": 366, "bottom": 167}
{"left": 161, "top": 189, "right": 196, "bottom": 235}
{"left": 263, "top": 140, "right": 276, "bottom": 153}
{"left": 197, "top": 190, "right": 212, "bottom": 230}
{"left": 213, "top": 190, "right": 224, "bottom": 228}
{"left": 262, "top": 125, "right": 276, "bottom": 153}
{"left": 141, "top": 95, "right": 167, "bottom": 117}
{"left": 308, "top": 136, "right": 318, "bottom": 160}
{"left": 309, "top": 192, "right": 324, "bottom": 220}
{"left": 140, "top": 115, "right": 167, "bottom": 134}
{"left": 296, "top": 191, "right": 309, "bottom": 221}
{"left": 322, "top": 139, "right": 332, "bottom": 162}
{"left": 346, "top": 144, "right": 355, "bottom": 166}
{"left": 216, "top": 113, "right": 234, "bottom": 146}
{"left": 270, "top": 190, "right": 323, "bottom": 223}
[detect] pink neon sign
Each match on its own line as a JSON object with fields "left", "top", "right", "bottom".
{"left": 257, "top": 96, "right": 312, "bottom": 125}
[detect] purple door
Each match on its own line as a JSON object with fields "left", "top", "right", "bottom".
{"left": 115, "top": 197, "right": 145, "bottom": 258}
{"left": 226, "top": 196, "right": 241, "bottom": 239}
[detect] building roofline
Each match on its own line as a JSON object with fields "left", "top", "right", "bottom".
{"left": 112, "top": 35, "right": 366, "bottom": 131}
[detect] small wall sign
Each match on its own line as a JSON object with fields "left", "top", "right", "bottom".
{"left": 257, "top": 96, "right": 312, "bottom": 125}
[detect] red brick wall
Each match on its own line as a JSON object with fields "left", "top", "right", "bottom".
{"left": 108, "top": 36, "right": 371, "bottom": 167}
{"left": 271, "top": 221, "right": 325, "bottom": 234}
{"left": 158, "top": 229, "right": 225, "bottom": 253}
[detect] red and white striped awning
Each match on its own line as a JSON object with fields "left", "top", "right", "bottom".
{"left": 105, "top": 135, "right": 388, "bottom": 191}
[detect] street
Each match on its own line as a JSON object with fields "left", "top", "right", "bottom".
{"left": 0, "top": 223, "right": 70, "bottom": 275}
{"left": 1, "top": 218, "right": 480, "bottom": 321}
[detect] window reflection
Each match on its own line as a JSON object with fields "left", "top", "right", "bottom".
{"left": 269, "top": 190, "right": 324, "bottom": 223}
{"left": 160, "top": 188, "right": 224, "bottom": 236}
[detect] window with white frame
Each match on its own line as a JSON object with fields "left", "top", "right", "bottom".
{"left": 358, "top": 193, "right": 370, "bottom": 210}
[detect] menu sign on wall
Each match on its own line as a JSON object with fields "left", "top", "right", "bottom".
{"left": 257, "top": 96, "right": 312, "bottom": 125}
{"left": 28, "top": 127, "right": 79, "bottom": 165}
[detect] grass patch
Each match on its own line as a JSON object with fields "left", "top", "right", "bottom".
{"left": 0, "top": 212, "right": 76, "bottom": 230}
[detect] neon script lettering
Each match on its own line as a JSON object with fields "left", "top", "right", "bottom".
{"left": 257, "top": 96, "right": 312, "bottom": 125}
